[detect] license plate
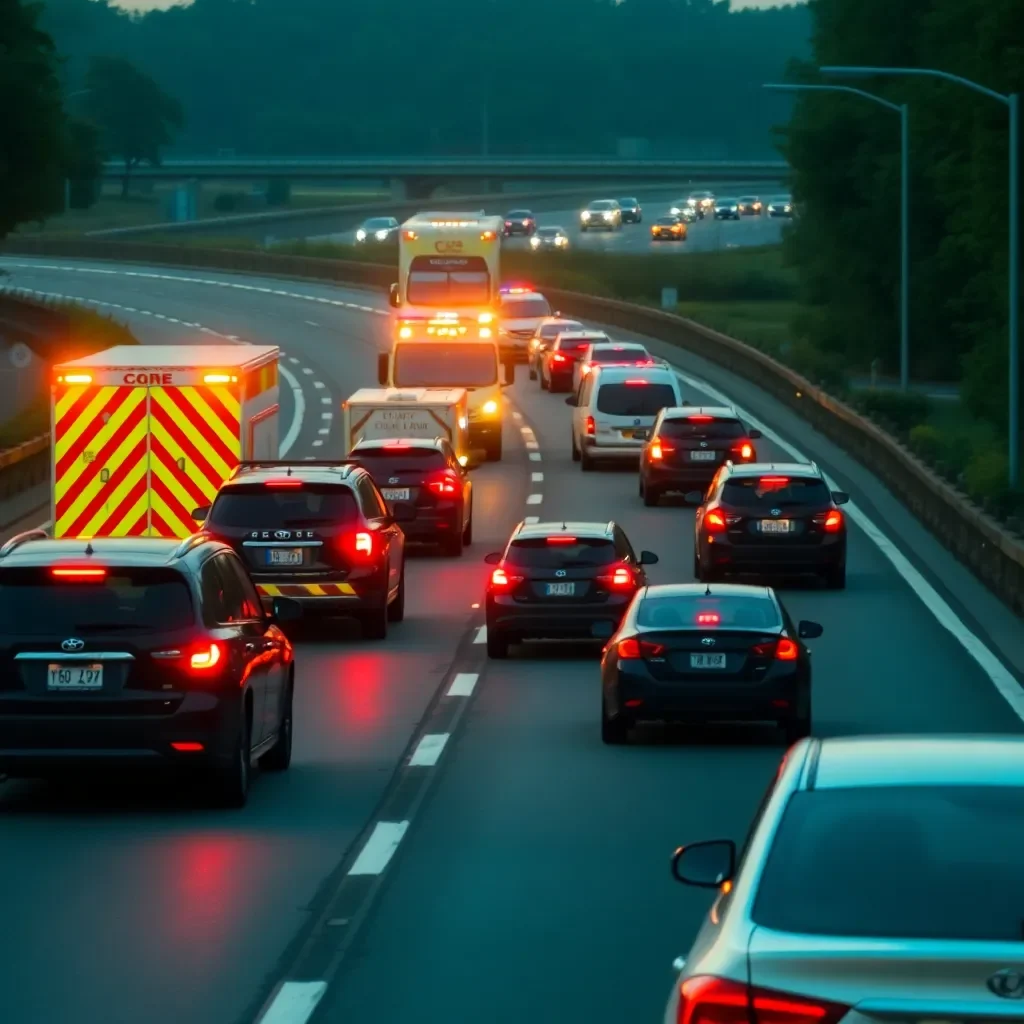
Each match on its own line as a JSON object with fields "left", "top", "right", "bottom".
{"left": 690, "top": 450, "right": 717, "bottom": 461}
{"left": 48, "top": 663, "right": 103, "bottom": 690}
{"left": 381, "top": 488, "right": 410, "bottom": 501}
{"left": 690, "top": 653, "right": 726, "bottom": 669}
{"left": 621, "top": 429, "right": 648, "bottom": 440}
{"left": 760, "top": 519, "right": 792, "bottom": 534}
{"left": 546, "top": 582, "right": 575, "bottom": 596}
{"left": 268, "top": 548, "right": 303, "bottom": 565}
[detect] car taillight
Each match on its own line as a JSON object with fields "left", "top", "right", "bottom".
{"left": 677, "top": 976, "right": 850, "bottom": 1024}
{"left": 734, "top": 442, "right": 754, "bottom": 460}
{"left": 649, "top": 441, "right": 674, "bottom": 460}
{"left": 750, "top": 638, "right": 799, "bottom": 660}
{"left": 552, "top": 353, "right": 567, "bottom": 363}
{"left": 703, "top": 509, "right": 728, "bottom": 532}
{"left": 813, "top": 509, "right": 844, "bottom": 532}
{"left": 585, "top": 415, "right": 595, "bottom": 436}
{"left": 190, "top": 642, "right": 223, "bottom": 672}
{"left": 596, "top": 564, "right": 634, "bottom": 589}
{"left": 343, "top": 531, "right": 376, "bottom": 559}
{"left": 616, "top": 637, "right": 665, "bottom": 659}
{"left": 490, "top": 567, "right": 523, "bottom": 589}
{"left": 581, "top": 363, "right": 592, "bottom": 375}
{"left": 427, "top": 471, "right": 459, "bottom": 496}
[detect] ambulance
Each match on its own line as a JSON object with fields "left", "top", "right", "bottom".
{"left": 51, "top": 345, "right": 279, "bottom": 539}
{"left": 342, "top": 388, "right": 472, "bottom": 464}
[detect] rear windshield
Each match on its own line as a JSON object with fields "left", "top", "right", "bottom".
{"left": 556, "top": 339, "right": 594, "bottom": 354}
{"left": 209, "top": 484, "right": 360, "bottom": 529}
{"left": 353, "top": 448, "right": 448, "bottom": 476}
{"left": 0, "top": 566, "right": 194, "bottom": 633}
{"left": 637, "top": 594, "right": 780, "bottom": 630}
{"left": 500, "top": 295, "right": 551, "bottom": 318}
{"left": 596, "top": 382, "right": 676, "bottom": 416}
{"left": 721, "top": 476, "right": 830, "bottom": 507}
{"left": 753, "top": 786, "right": 1024, "bottom": 941}
{"left": 506, "top": 537, "right": 616, "bottom": 568}
{"left": 540, "top": 321, "right": 582, "bottom": 339}
{"left": 591, "top": 347, "right": 647, "bottom": 364}
{"left": 660, "top": 417, "right": 745, "bottom": 439}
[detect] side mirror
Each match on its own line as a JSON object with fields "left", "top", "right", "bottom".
{"left": 831, "top": 491, "right": 850, "bottom": 505}
{"left": 748, "top": 428, "right": 762, "bottom": 439}
{"left": 270, "top": 596, "right": 303, "bottom": 623}
{"left": 684, "top": 491, "right": 705, "bottom": 505}
{"left": 377, "top": 352, "right": 388, "bottom": 386}
{"left": 638, "top": 550, "right": 659, "bottom": 565}
{"left": 670, "top": 839, "right": 736, "bottom": 888}
{"left": 483, "top": 551, "right": 502, "bottom": 565}
{"left": 390, "top": 500, "right": 417, "bottom": 524}
{"left": 388, "top": 283, "right": 400, "bottom": 308}
{"left": 798, "top": 620, "right": 823, "bottom": 639}
{"left": 564, "top": 395, "right": 577, "bottom": 407}
{"left": 192, "top": 505, "right": 210, "bottom": 522}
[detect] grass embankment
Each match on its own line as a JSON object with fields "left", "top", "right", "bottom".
{"left": 0, "top": 296, "right": 140, "bottom": 450}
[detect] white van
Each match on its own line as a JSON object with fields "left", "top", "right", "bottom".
{"left": 566, "top": 364, "right": 683, "bottom": 470}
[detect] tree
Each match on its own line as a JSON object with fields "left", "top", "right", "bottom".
{"left": 63, "top": 117, "right": 102, "bottom": 210}
{"left": 82, "top": 56, "right": 184, "bottom": 196}
{"left": 0, "top": 0, "right": 68, "bottom": 237}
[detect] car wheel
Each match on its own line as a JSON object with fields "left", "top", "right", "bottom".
{"left": 695, "top": 555, "right": 719, "bottom": 583}
{"left": 387, "top": 565, "right": 406, "bottom": 620}
{"left": 487, "top": 628, "right": 509, "bottom": 659}
{"left": 823, "top": 565, "right": 846, "bottom": 590}
{"left": 580, "top": 447, "right": 594, "bottom": 472}
{"left": 540, "top": 372, "right": 549, "bottom": 391}
{"left": 213, "top": 699, "right": 251, "bottom": 808}
{"left": 692, "top": 552, "right": 700, "bottom": 578}
{"left": 485, "top": 434, "right": 503, "bottom": 461}
{"left": 601, "top": 701, "right": 629, "bottom": 745}
{"left": 361, "top": 601, "right": 388, "bottom": 640}
{"left": 643, "top": 482, "right": 660, "bottom": 507}
{"left": 259, "top": 673, "right": 293, "bottom": 772}
{"left": 462, "top": 501, "right": 473, "bottom": 545}
{"left": 572, "top": 432, "right": 581, "bottom": 462}
{"left": 443, "top": 522, "right": 465, "bottom": 557}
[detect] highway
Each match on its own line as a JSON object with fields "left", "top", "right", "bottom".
{"left": 307, "top": 186, "right": 788, "bottom": 254}
{"left": 1, "top": 256, "right": 1023, "bottom": 1024}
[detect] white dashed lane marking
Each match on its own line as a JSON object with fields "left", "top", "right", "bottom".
{"left": 347, "top": 822, "right": 409, "bottom": 876}
{"left": 408, "top": 734, "right": 449, "bottom": 767}
{"left": 447, "top": 673, "right": 479, "bottom": 697}
{"left": 257, "top": 981, "right": 327, "bottom": 1024}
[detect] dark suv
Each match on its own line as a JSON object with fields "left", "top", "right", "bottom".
{"left": 503, "top": 210, "right": 536, "bottom": 236}
{"left": 0, "top": 531, "right": 301, "bottom": 807}
{"left": 690, "top": 462, "right": 849, "bottom": 588}
{"left": 193, "top": 460, "right": 415, "bottom": 639}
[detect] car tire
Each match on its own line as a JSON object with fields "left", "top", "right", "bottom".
{"left": 572, "top": 432, "right": 581, "bottom": 462}
{"left": 259, "top": 674, "right": 293, "bottom": 772}
{"left": 387, "top": 566, "right": 406, "bottom": 621}
{"left": 580, "top": 447, "right": 594, "bottom": 472}
{"left": 213, "top": 699, "right": 251, "bottom": 808}
{"left": 642, "top": 482, "right": 660, "bottom": 507}
{"left": 443, "top": 523, "right": 465, "bottom": 557}
{"left": 695, "top": 556, "right": 719, "bottom": 583}
{"left": 823, "top": 565, "right": 846, "bottom": 590}
{"left": 487, "top": 628, "right": 509, "bottom": 659}
{"left": 692, "top": 551, "right": 700, "bottom": 579}
{"left": 362, "top": 601, "right": 389, "bottom": 640}
{"left": 462, "top": 502, "right": 473, "bottom": 545}
{"left": 601, "top": 702, "right": 629, "bottom": 745}
{"left": 540, "top": 372, "right": 549, "bottom": 391}
{"left": 485, "top": 434, "right": 503, "bottom": 461}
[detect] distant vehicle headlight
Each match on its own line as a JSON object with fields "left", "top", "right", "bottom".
{"left": 355, "top": 229, "right": 367, "bottom": 241}
{"left": 670, "top": 206, "right": 681, "bottom": 215}
{"left": 556, "top": 236, "right": 567, "bottom": 246}
{"left": 530, "top": 237, "right": 541, "bottom": 248}
{"left": 602, "top": 211, "right": 613, "bottom": 221}
{"left": 375, "top": 229, "right": 388, "bottom": 241}
{"left": 581, "top": 210, "right": 591, "bottom": 219}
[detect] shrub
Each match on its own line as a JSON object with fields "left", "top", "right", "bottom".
{"left": 266, "top": 179, "right": 291, "bottom": 207}
{"left": 213, "top": 192, "right": 248, "bottom": 213}
{"left": 908, "top": 424, "right": 943, "bottom": 464}
{"left": 963, "top": 450, "right": 1009, "bottom": 504}
{"left": 850, "top": 390, "right": 931, "bottom": 435}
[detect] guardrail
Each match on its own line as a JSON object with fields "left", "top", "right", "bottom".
{"left": 2, "top": 237, "right": 1021, "bottom": 617}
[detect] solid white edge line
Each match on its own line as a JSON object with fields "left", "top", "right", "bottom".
{"left": 526, "top": 493, "right": 542, "bottom": 505}
{"left": 473, "top": 626, "right": 487, "bottom": 644}
{"left": 447, "top": 672, "right": 479, "bottom": 697}
{"left": 408, "top": 733, "right": 450, "bottom": 767}
{"left": 257, "top": 982, "right": 327, "bottom": 1024}
{"left": 672, "top": 365, "right": 1024, "bottom": 720}
{"left": 277, "top": 364, "right": 305, "bottom": 457}
{"left": 347, "top": 821, "right": 409, "bottom": 875}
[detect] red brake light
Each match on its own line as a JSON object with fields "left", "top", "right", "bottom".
{"left": 552, "top": 352, "right": 567, "bottom": 363}
{"left": 624, "top": 379, "right": 649, "bottom": 385}
{"left": 265, "top": 478, "right": 302, "bottom": 488}
{"left": 696, "top": 612, "right": 720, "bottom": 625}
{"left": 823, "top": 509, "right": 843, "bottom": 532}
{"left": 616, "top": 637, "right": 665, "bottom": 659}
{"left": 383, "top": 441, "right": 412, "bottom": 449}
{"left": 190, "top": 642, "right": 223, "bottom": 671}
{"left": 490, "top": 567, "right": 523, "bottom": 588}
{"left": 688, "top": 415, "right": 714, "bottom": 422}
{"left": 776, "top": 638, "right": 799, "bottom": 660}
{"left": 427, "top": 471, "right": 459, "bottom": 496}
{"left": 51, "top": 568, "right": 106, "bottom": 578}
{"left": 650, "top": 441, "right": 673, "bottom": 460}
{"left": 171, "top": 741, "right": 205, "bottom": 752}
{"left": 703, "top": 509, "right": 727, "bottom": 532}
{"left": 677, "top": 976, "right": 850, "bottom": 1024}
{"left": 737, "top": 443, "right": 754, "bottom": 459}
{"left": 344, "top": 531, "right": 376, "bottom": 559}
{"left": 546, "top": 535, "right": 577, "bottom": 544}
{"left": 585, "top": 415, "right": 595, "bottom": 436}
{"left": 597, "top": 564, "right": 634, "bottom": 589}
{"left": 759, "top": 476, "right": 790, "bottom": 486}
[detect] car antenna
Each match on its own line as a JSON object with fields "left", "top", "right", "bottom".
{"left": 705, "top": 584, "right": 712, "bottom": 596}
{"left": 85, "top": 542, "right": 94, "bottom": 556}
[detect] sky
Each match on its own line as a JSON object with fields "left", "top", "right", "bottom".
{"left": 115, "top": 0, "right": 800, "bottom": 10}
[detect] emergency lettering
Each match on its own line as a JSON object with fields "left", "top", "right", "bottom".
{"left": 123, "top": 372, "right": 174, "bottom": 385}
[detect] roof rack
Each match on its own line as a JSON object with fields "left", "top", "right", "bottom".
{"left": 0, "top": 529, "right": 49, "bottom": 558}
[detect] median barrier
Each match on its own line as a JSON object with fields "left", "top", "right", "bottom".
{"left": 2, "top": 237, "right": 1022, "bottom": 617}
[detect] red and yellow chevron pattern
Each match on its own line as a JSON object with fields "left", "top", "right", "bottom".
{"left": 256, "top": 583, "right": 356, "bottom": 597}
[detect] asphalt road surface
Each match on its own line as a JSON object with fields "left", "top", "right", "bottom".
{"left": 1, "top": 257, "right": 1022, "bottom": 1024}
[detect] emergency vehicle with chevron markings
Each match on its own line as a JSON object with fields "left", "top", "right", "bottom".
{"left": 51, "top": 345, "right": 279, "bottom": 540}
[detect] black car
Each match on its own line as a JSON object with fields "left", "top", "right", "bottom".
{"left": 483, "top": 520, "right": 658, "bottom": 659}
{"left": 355, "top": 217, "right": 400, "bottom": 244}
{"left": 193, "top": 460, "right": 414, "bottom": 639}
{"left": 639, "top": 406, "right": 761, "bottom": 506}
{"left": 618, "top": 198, "right": 642, "bottom": 223}
{"left": 528, "top": 317, "right": 584, "bottom": 381}
{"left": 348, "top": 437, "right": 476, "bottom": 557}
{"left": 713, "top": 198, "right": 740, "bottom": 220}
{"left": 767, "top": 195, "right": 794, "bottom": 218}
{"left": 599, "top": 582, "right": 821, "bottom": 745}
{"left": 0, "top": 530, "right": 302, "bottom": 806}
{"left": 503, "top": 210, "right": 536, "bottom": 236}
{"left": 690, "top": 462, "right": 849, "bottom": 588}
{"left": 738, "top": 196, "right": 762, "bottom": 215}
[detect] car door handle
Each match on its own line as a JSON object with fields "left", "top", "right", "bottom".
{"left": 245, "top": 642, "right": 257, "bottom": 651}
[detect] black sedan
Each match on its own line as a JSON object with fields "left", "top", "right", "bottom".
{"left": 713, "top": 198, "right": 741, "bottom": 220}
{"left": 483, "top": 520, "right": 658, "bottom": 658}
{"left": 617, "top": 197, "right": 642, "bottom": 223}
{"left": 355, "top": 217, "right": 400, "bottom": 244}
{"left": 767, "top": 195, "right": 794, "bottom": 217}
{"left": 503, "top": 210, "right": 536, "bottom": 236}
{"left": 600, "top": 582, "right": 821, "bottom": 745}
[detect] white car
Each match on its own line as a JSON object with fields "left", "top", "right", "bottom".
{"left": 664, "top": 735, "right": 1024, "bottom": 1024}
{"left": 528, "top": 317, "right": 584, "bottom": 381}
{"left": 497, "top": 287, "right": 553, "bottom": 357}
{"left": 580, "top": 199, "right": 622, "bottom": 232}
{"left": 567, "top": 364, "right": 682, "bottom": 470}
{"left": 571, "top": 341, "right": 653, "bottom": 393}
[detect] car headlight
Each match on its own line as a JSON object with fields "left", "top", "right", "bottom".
{"left": 556, "top": 236, "right": 566, "bottom": 246}
{"left": 530, "top": 237, "right": 541, "bottom": 248}
{"left": 581, "top": 211, "right": 591, "bottom": 220}
{"left": 482, "top": 399, "right": 498, "bottom": 415}
{"left": 355, "top": 229, "right": 366, "bottom": 241}
{"left": 375, "top": 229, "right": 388, "bottom": 240}
{"left": 602, "top": 211, "right": 613, "bottom": 221}
{"left": 785, "top": 205, "right": 792, "bottom": 212}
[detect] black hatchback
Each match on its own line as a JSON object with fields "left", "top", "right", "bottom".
{"left": 0, "top": 530, "right": 302, "bottom": 807}
{"left": 483, "top": 520, "right": 658, "bottom": 658}
{"left": 600, "top": 583, "right": 821, "bottom": 745}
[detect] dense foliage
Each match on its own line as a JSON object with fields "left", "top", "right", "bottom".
{"left": 37, "top": 0, "right": 809, "bottom": 159}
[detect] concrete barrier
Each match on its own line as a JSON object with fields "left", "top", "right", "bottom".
{"left": 2, "top": 237, "right": 1021, "bottom": 616}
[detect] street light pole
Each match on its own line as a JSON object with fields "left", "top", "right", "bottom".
{"left": 764, "top": 83, "right": 910, "bottom": 389}
{"left": 821, "top": 65, "right": 1020, "bottom": 489}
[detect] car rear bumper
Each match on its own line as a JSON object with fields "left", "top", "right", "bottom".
{"left": 642, "top": 462, "right": 721, "bottom": 488}
{"left": 583, "top": 437, "right": 644, "bottom": 458}
{"left": 469, "top": 422, "right": 501, "bottom": 445}
{"left": 487, "top": 596, "right": 631, "bottom": 640}
{"left": 402, "top": 507, "right": 463, "bottom": 541}
{"left": 0, "top": 690, "right": 238, "bottom": 774}
{"left": 253, "top": 573, "right": 388, "bottom": 614}
{"left": 703, "top": 537, "right": 846, "bottom": 572}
